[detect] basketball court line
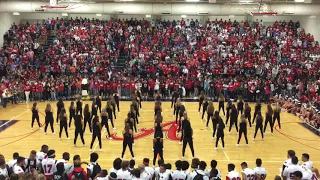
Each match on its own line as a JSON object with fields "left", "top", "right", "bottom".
{"left": 0, "top": 110, "right": 29, "bottom": 128}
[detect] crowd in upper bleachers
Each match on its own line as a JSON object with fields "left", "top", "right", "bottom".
{"left": 0, "top": 17, "right": 320, "bottom": 115}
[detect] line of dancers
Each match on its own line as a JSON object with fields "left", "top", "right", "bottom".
{"left": 198, "top": 93, "right": 282, "bottom": 148}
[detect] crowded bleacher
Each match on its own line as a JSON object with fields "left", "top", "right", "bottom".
{"left": 0, "top": 17, "right": 320, "bottom": 129}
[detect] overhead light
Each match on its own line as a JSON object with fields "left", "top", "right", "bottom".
{"left": 13, "top": 12, "right": 20, "bottom": 16}
{"left": 309, "top": 15, "right": 316, "bottom": 18}
{"left": 186, "top": 0, "right": 200, "bottom": 2}
{"left": 181, "top": 15, "right": 187, "bottom": 18}
{"left": 96, "top": 14, "right": 102, "bottom": 16}
{"left": 294, "top": 0, "right": 304, "bottom": 2}
{"left": 229, "top": 15, "right": 235, "bottom": 18}
{"left": 62, "top": 13, "right": 68, "bottom": 16}
{"left": 146, "top": 15, "right": 151, "bottom": 18}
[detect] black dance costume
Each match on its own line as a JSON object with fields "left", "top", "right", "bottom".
{"left": 31, "top": 107, "right": 41, "bottom": 128}
{"left": 253, "top": 116, "right": 264, "bottom": 139}
{"left": 91, "top": 105, "right": 98, "bottom": 120}
{"left": 237, "top": 120, "right": 248, "bottom": 145}
{"left": 228, "top": 108, "right": 239, "bottom": 133}
{"left": 56, "top": 101, "right": 64, "bottom": 123}
{"left": 264, "top": 112, "right": 273, "bottom": 133}
{"left": 132, "top": 103, "right": 140, "bottom": 125}
{"left": 137, "top": 91, "right": 142, "bottom": 109}
{"left": 113, "top": 94, "right": 120, "bottom": 112}
{"left": 218, "top": 99, "right": 225, "bottom": 116}
{"left": 129, "top": 111, "right": 137, "bottom": 132}
{"left": 59, "top": 114, "right": 69, "bottom": 138}
{"left": 212, "top": 115, "right": 220, "bottom": 138}
{"left": 111, "top": 101, "right": 117, "bottom": 120}
{"left": 171, "top": 91, "right": 179, "bottom": 109}
{"left": 76, "top": 100, "right": 83, "bottom": 117}
{"left": 106, "top": 107, "right": 115, "bottom": 129}
{"left": 273, "top": 106, "right": 281, "bottom": 129}
{"left": 44, "top": 111, "right": 54, "bottom": 133}
{"left": 202, "top": 100, "right": 209, "bottom": 120}
{"left": 121, "top": 130, "right": 135, "bottom": 158}
{"left": 74, "top": 114, "right": 85, "bottom": 145}
{"left": 237, "top": 101, "right": 244, "bottom": 115}
{"left": 181, "top": 121, "right": 195, "bottom": 157}
{"left": 198, "top": 96, "right": 205, "bottom": 112}
{"left": 69, "top": 106, "right": 75, "bottom": 128}
{"left": 90, "top": 118, "right": 102, "bottom": 150}
{"left": 252, "top": 103, "right": 262, "bottom": 124}
{"left": 215, "top": 120, "right": 225, "bottom": 148}
{"left": 244, "top": 106, "right": 252, "bottom": 127}
{"left": 177, "top": 105, "right": 186, "bottom": 132}
{"left": 83, "top": 110, "right": 92, "bottom": 133}
{"left": 155, "top": 94, "right": 161, "bottom": 102}
{"left": 225, "top": 104, "right": 232, "bottom": 125}
{"left": 126, "top": 118, "right": 135, "bottom": 144}
{"left": 101, "top": 114, "right": 111, "bottom": 138}
{"left": 206, "top": 107, "right": 214, "bottom": 127}
{"left": 154, "top": 105, "right": 162, "bottom": 116}
{"left": 153, "top": 137, "right": 164, "bottom": 166}
{"left": 96, "top": 96, "right": 102, "bottom": 113}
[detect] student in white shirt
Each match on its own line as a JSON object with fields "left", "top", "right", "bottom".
{"left": 253, "top": 158, "right": 267, "bottom": 180}
{"left": 132, "top": 168, "right": 141, "bottom": 180}
{"left": 158, "top": 164, "right": 170, "bottom": 180}
{"left": 189, "top": 161, "right": 209, "bottom": 180}
{"left": 117, "top": 161, "right": 132, "bottom": 180}
{"left": 301, "top": 153, "right": 313, "bottom": 170}
{"left": 87, "top": 153, "right": 101, "bottom": 180}
{"left": 143, "top": 158, "right": 154, "bottom": 179}
{"left": 205, "top": 160, "right": 221, "bottom": 179}
{"left": 56, "top": 152, "right": 70, "bottom": 171}
{"left": 283, "top": 156, "right": 305, "bottom": 180}
{"left": 241, "top": 162, "right": 255, "bottom": 180}
{"left": 181, "top": 161, "right": 190, "bottom": 180}
{"left": 154, "top": 159, "right": 164, "bottom": 179}
{"left": 41, "top": 150, "right": 57, "bottom": 179}
{"left": 226, "top": 164, "right": 240, "bottom": 180}
{"left": 110, "top": 158, "right": 122, "bottom": 174}
{"left": 282, "top": 150, "right": 296, "bottom": 173}
{"left": 139, "top": 164, "right": 151, "bottom": 180}
{"left": 36, "top": 144, "right": 49, "bottom": 162}
{"left": 13, "top": 157, "right": 25, "bottom": 177}
{"left": 0, "top": 159, "right": 9, "bottom": 179}
{"left": 171, "top": 160, "right": 187, "bottom": 180}
{"left": 25, "top": 150, "right": 40, "bottom": 173}
{"left": 7, "top": 152, "right": 19, "bottom": 168}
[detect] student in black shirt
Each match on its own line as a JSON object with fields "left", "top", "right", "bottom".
{"left": 59, "top": 108, "right": 69, "bottom": 140}
{"left": 153, "top": 133, "right": 164, "bottom": 166}
{"left": 237, "top": 114, "right": 248, "bottom": 146}
{"left": 91, "top": 102, "right": 98, "bottom": 120}
{"left": 177, "top": 104, "right": 186, "bottom": 133}
{"left": 69, "top": 101, "right": 76, "bottom": 128}
{"left": 264, "top": 104, "right": 274, "bottom": 134}
{"left": 171, "top": 90, "right": 179, "bottom": 110}
{"left": 206, "top": 101, "right": 214, "bottom": 128}
{"left": 83, "top": 104, "right": 92, "bottom": 133}
{"left": 31, "top": 102, "right": 41, "bottom": 129}
{"left": 253, "top": 112, "right": 264, "bottom": 140}
{"left": 96, "top": 96, "right": 102, "bottom": 113}
{"left": 154, "top": 101, "right": 162, "bottom": 116}
{"left": 225, "top": 100, "right": 232, "bottom": 125}
{"left": 215, "top": 118, "right": 225, "bottom": 150}
{"left": 218, "top": 93, "right": 225, "bottom": 116}
{"left": 101, "top": 109, "right": 112, "bottom": 140}
{"left": 181, "top": 114, "right": 194, "bottom": 158}
{"left": 106, "top": 101, "right": 115, "bottom": 130}
{"left": 121, "top": 123, "right": 135, "bottom": 159}
{"left": 252, "top": 100, "right": 262, "bottom": 124}
{"left": 237, "top": 98, "right": 244, "bottom": 115}
{"left": 212, "top": 111, "right": 221, "bottom": 139}
{"left": 131, "top": 100, "right": 140, "bottom": 126}
{"left": 56, "top": 99, "right": 64, "bottom": 124}
{"left": 74, "top": 113, "right": 85, "bottom": 146}
{"left": 198, "top": 92, "right": 205, "bottom": 113}
{"left": 273, "top": 103, "right": 281, "bottom": 129}
{"left": 244, "top": 103, "right": 252, "bottom": 127}
{"left": 90, "top": 116, "right": 102, "bottom": 152}
{"left": 110, "top": 96, "right": 117, "bottom": 120}
{"left": 76, "top": 98, "right": 83, "bottom": 117}
{"left": 113, "top": 93, "right": 120, "bottom": 112}
{"left": 228, "top": 104, "right": 239, "bottom": 133}
{"left": 201, "top": 98, "right": 209, "bottom": 120}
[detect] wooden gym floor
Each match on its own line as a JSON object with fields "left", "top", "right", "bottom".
{"left": 0, "top": 101, "right": 319, "bottom": 179}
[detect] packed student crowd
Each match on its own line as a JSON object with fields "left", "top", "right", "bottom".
{"left": 0, "top": 145, "right": 318, "bottom": 180}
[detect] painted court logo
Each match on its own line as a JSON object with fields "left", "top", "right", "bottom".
{"left": 110, "top": 121, "right": 180, "bottom": 141}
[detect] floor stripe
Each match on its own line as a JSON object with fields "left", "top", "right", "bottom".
{"left": 0, "top": 110, "right": 29, "bottom": 128}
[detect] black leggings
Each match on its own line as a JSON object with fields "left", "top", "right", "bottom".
{"left": 153, "top": 150, "right": 164, "bottom": 166}
{"left": 215, "top": 134, "right": 224, "bottom": 148}
{"left": 264, "top": 115, "right": 273, "bottom": 133}
{"left": 90, "top": 133, "right": 102, "bottom": 149}
{"left": 83, "top": 117, "right": 92, "bottom": 133}
{"left": 273, "top": 114, "right": 281, "bottom": 129}
{"left": 116, "top": 102, "right": 120, "bottom": 112}
{"left": 254, "top": 125, "right": 264, "bottom": 139}
{"left": 237, "top": 130, "right": 248, "bottom": 144}
{"left": 121, "top": 142, "right": 134, "bottom": 158}
{"left": 56, "top": 110, "right": 61, "bottom": 123}
{"left": 97, "top": 104, "right": 101, "bottom": 113}
{"left": 229, "top": 120, "right": 239, "bottom": 132}
{"left": 44, "top": 120, "right": 54, "bottom": 133}
{"left": 218, "top": 101, "right": 225, "bottom": 115}
{"left": 202, "top": 107, "right": 207, "bottom": 119}
{"left": 212, "top": 123, "right": 217, "bottom": 138}
{"left": 74, "top": 129, "right": 85, "bottom": 145}
{"left": 69, "top": 114, "right": 74, "bottom": 128}
{"left": 206, "top": 113, "right": 213, "bottom": 127}
{"left": 198, "top": 101, "right": 203, "bottom": 112}
{"left": 31, "top": 115, "right": 41, "bottom": 128}
{"left": 252, "top": 111, "right": 259, "bottom": 124}
{"left": 59, "top": 121, "right": 69, "bottom": 138}
{"left": 238, "top": 108, "right": 243, "bottom": 115}
{"left": 245, "top": 113, "right": 252, "bottom": 127}
{"left": 101, "top": 121, "right": 111, "bottom": 137}
{"left": 182, "top": 138, "right": 194, "bottom": 157}
{"left": 76, "top": 107, "right": 82, "bottom": 117}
